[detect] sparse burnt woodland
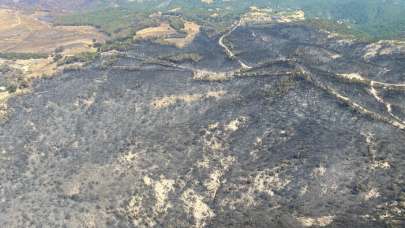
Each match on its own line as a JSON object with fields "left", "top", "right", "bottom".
{"left": 1, "top": 20, "right": 405, "bottom": 228}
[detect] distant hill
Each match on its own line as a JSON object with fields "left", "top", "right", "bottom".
{"left": 2, "top": 0, "right": 405, "bottom": 39}
{"left": 0, "top": 0, "right": 110, "bottom": 11}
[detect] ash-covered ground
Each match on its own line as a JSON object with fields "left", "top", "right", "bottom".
{"left": 1, "top": 22, "right": 405, "bottom": 227}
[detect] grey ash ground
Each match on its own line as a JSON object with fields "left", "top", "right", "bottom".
{"left": 1, "top": 22, "right": 405, "bottom": 227}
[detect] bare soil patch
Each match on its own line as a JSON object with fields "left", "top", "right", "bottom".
{"left": 0, "top": 9, "right": 107, "bottom": 54}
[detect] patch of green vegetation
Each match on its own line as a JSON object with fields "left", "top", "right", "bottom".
{"left": 168, "top": 17, "right": 185, "bottom": 31}
{"left": 158, "top": 53, "right": 202, "bottom": 63}
{"left": 97, "top": 37, "right": 134, "bottom": 52}
{"left": 0, "top": 52, "right": 48, "bottom": 60}
{"left": 56, "top": 7, "right": 159, "bottom": 37}
{"left": 302, "top": 19, "right": 374, "bottom": 42}
{"left": 0, "top": 66, "right": 28, "bottom": 93}
{"left": 57, "top": 52, "right": 99, "bottom": 66}
{"left": 6, "top": 84, "right": 17, "bottom": 93}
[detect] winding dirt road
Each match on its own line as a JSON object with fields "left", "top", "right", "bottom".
{"left": 218, "top": 20, "right": 252, "bottom": 69}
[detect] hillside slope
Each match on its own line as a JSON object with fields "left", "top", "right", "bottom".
{"left": 1, "top": 16, "right": 405, "bottom": 227}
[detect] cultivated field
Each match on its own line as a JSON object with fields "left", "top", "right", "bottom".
{"left": 135, "top": 21, "right": 200, "bottom": 48}
{"left": 0, "top": 8, "right": 107, "bottom": 55}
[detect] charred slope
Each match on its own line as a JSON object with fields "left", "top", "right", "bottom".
{"left": 1, "top": 23, "right": 405, "bottom": 227}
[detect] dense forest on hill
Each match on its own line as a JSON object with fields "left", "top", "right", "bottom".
{"left": 52, "top": 0, "right": 405, "bottom": 40}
